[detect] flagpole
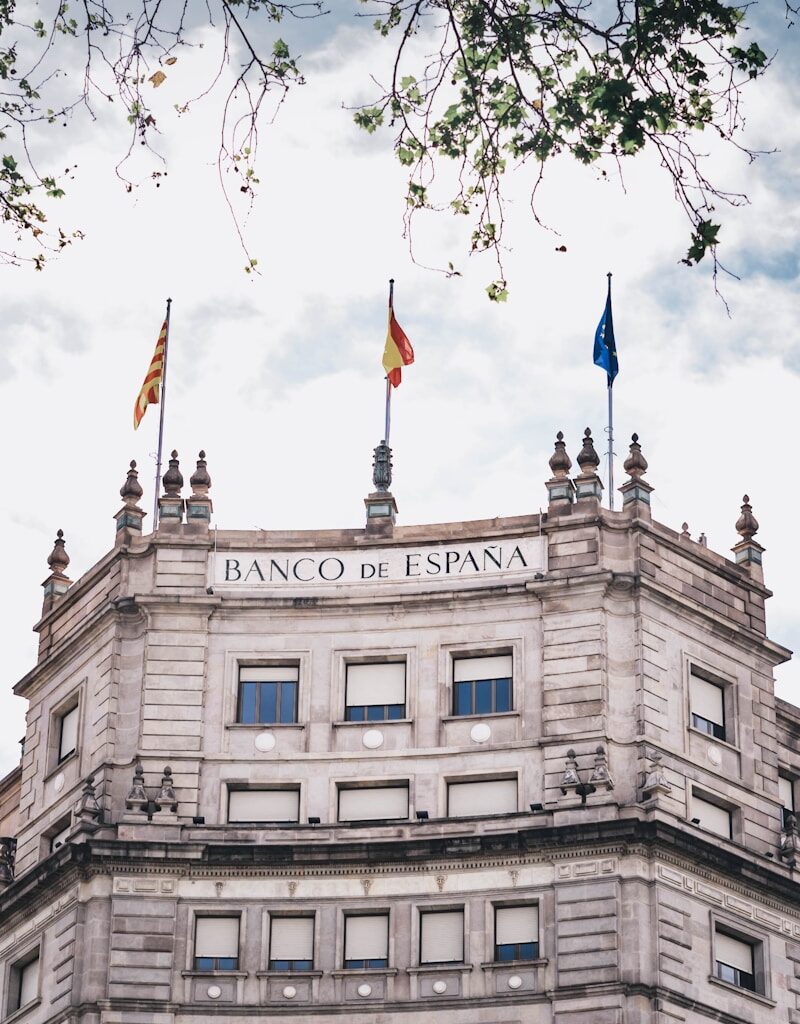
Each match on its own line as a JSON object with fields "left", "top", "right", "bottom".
{"left": 153, "top": 297, "right": 172, "bottom": 528}
{"left": 607, "top": 377, "right": 614, "bottom": 511}
{"left": 384, "top": 278, "right": 394, "bottom": 444}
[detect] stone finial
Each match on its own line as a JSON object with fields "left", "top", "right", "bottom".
{"left": 623, "top": 433, "right": 648, "bottom": 479}
{"left": 619, "top": 433, "right": 654, "bottom": 513}
{"left": 186, "top": 450, "right": 213, "bottom": 528}
{"left": 77, "top": 774, "right": 102, "bottom": 827}
{"left": 190, "top": 450, "right": 211, "bottom": 496}
{"left": 0, "top": 837, "right": 17, "bottom": 887}
{"left": 642, "top": 749, "right": 672, "bottom": 802}
{"left": 735, "top": 494, "right": 759, "bottom": 542}
{"left": 780, "top": 813, "right": 799, "bottom": 868}
{"left": 157, "top": 766, "right": 178, "bottom": 813}
{"left": 698, "top": 532, "right": 707, "bottom": 547}
{"left": 576, "top": 428, "right": 600, "bottom": 472}
{"left": 680, "top": 523, "right": 691, "bottom": 540}
{"left": 560, "top": 749, "right": 580, "bottom": 794}
{"left": 162, "top": 450, "right": 183, "bottom": 496}
{"left": 372, "top": 441, "right": 392, "bottom": 494}
{"left": 588, "top": 745, "right": 614, "bottom": 791}
{"left": 120, "top": 460, "right": 144, "bottom": 506}
{"left": 549, "top": 431, "right": 572, "bottom": 477}
{"left": 47, "top": 529, "right": 70, "bottom": 577}
{"left": 125, "top": 762, "right": 148, "bottom": 810}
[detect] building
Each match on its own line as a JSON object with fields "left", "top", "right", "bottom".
{"left": 0, "top": 430, "right": 798, "bottom": 1024}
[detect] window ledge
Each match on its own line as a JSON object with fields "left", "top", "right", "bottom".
{"left": 441, "top": 711, "right": 520, "bottom": 723}
{"left": 407, "top": 964, "right": 473, "bottom": 975}
{"left": 480, "top": 958, "right": 548, "bottom": 971}
{"left": 688, "top": 726, "right": 740, "bottom": 754}
{"left": 44, "top": 752, "right": 77, "bottom": 783}
{"left": 707, "top": 975, "right": 775, "bottom": 1007}
{"left": 330, "top": 968, "right": 398, "bottom": 978}
{"left": 3, "top": 999, "right": 41, "bottom": 1024}
{"left": 332, "top": 719, "right": 413, "bottom": 728}
{"left": 226, "top": 723, "right": 305, "bottom": 731}
{"left": 256, "top": 970, "right": 323, "bottom": 979}
{"left": 181, "top": 970, "right": 248, "bottom": 979}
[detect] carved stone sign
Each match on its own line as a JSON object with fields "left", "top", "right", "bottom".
{"left": 212, "top": 536, "right": 546, "bottom": 590}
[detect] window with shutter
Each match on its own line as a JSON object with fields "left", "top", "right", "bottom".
{"left": 494, "top": 905, "right": 539, "bottom": 961}
{"left": 447, "top": 778, "right": 517, "bottom": 817}
{"left": 715, "top": 930, "right": 756, "bottom": 991}
{"left": 419, "top": 910, "right": 464, "bottom": 964}
{"left": 453, "top": 655, "right": 513, "bottom": 716}
{"left": 58, "top": 705, "right": 79, "bottom": 762}
{"left": 269, "top": 916, "right": 314, "bottom": 971}
{"left": 691, "top": 794, "right": 732, "bottom": 839}
{"left": 338, "top": 785, "right": 409, "bottom": 822}
{"left": 194, "top": 916, "right": 240, "bottom": 971}
{"left": 344, "top": 914, "right": 390, "bottom": 968}
{"left": 345, "top": 663, "right": 406, "bottom": 721}
{"left": 227, "top": 788, "right": 300, "bottom": 823}
{"left": 689, "top": 671, "right": 725, "bottom": 741}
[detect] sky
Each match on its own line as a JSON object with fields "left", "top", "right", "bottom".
{"left": 1, "top": 3, "right": 798, "bottom": 777}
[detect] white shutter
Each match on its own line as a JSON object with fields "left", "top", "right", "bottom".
{"left": 270, "top": 917, "right": 314, "bottom": 960}
{"left": 195, "top": 917, "right": 239, "bottom": 958}
{"left": 240, "top": 665, "right": 299, "bottom": 682}
{"left": 346, "top": 663, "right": 405, "bottom": 706}
{"left": 496, "top": 906, "right": 538, "bottom": 945}
{"left": 453, "top": 655, "right": 512, "bottom": 682}
{"left": 716, "top": 932, "right": 753, "bottom": 973}
{"left": 420, "top": 911, "right": 463, "bottom": 964}
{"left": 50, "top": 824, "right": 71, "bottom": 851}
{"left": 339, "top": 786, "right": 408, "bottom": 821}
{"left": 780, "top": 776, "right": 794, "bottom": 811}
{"left": 691, "top": 795, "right": 731, "bottom": 838}
{"left": 345, "top": 915, "right": 389, "bottom": 961}
{"left": 690, "top": 674, "right": 724, "bottom": 726}
{"left": 228, "top": 789, "right": 299, "bottom": 822}
{"left": 59, "top": 706, "right": 79, "bottom": 760}
{"left": 448, "top": 779, "right": 517, "bottom": 817}
{"left": 18, "top": 957, "right": 39, "bottom": 1007}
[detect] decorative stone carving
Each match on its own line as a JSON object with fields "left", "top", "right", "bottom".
{"left": 372, "top": 441, "right": 392, "bottom": 493}
{"left": 574, "top": 429, "right": 603, "bottom": 502}
{"left": 47, "top": 528, "right": 70, "bottom": 576}
{"left": 588, "top": 745, "right": 614, "bottom": 790}
{"left": 125, "top": 762, "right": 148, "bottom": 810}
{"left": 162, "top": 451, "right": 184, "bottom": 495}
{"left": 0, "top": 837, "right": 16, "bottom": 886}
{"left": 780, "top": 813, "right": 799, "bottom": 868}
{"left": 76, "top": 774, "right": 102, "bottom": 827}
{"left": 642, "top": 750, "right": 672, "bottom": 801}
{"left": 120, "top": 460, "right": 144, "bottom": 506}
{"left": 560, "top": 749, "right": 580, "bottom": 794}
{"left": 619, "top": 433, "right": 654, "bottom": 509}
{"left": 157, "top": 766, "right": 178, "bottom": 812}
{"left": 545, "top": 431, "right": 576, "bottom": 510}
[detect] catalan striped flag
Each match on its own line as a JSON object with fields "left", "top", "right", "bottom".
{"left": 382, "top": 295, "right": 414, "bottom": 387}
{"left": 133, "top": 319, "right": 167, "bottom": 430}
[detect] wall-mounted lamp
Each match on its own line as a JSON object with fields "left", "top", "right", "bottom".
{"left": 691, "top": 817, "right": 701, "bottom": 825}
{"left": 192, "top": 816, "right": 205, "bottom": 825}
{"left": 308, "top": 816, "right": 321, "bottom": 825}
{"left": 529, "top": 803, "right": 544, "bottom": 813}
{"left": 415, "top": 810, "right": 429, "bottom": 821}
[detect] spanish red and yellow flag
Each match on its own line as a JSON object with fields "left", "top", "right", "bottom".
{"left": 382, "top": 299, "right": 414, "bottom": 387}
{"left": 133, "top": 319, "right": 167, "bottom": 430}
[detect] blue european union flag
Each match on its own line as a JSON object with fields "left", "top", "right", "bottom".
{"left": 593, "top": 278, "right": 619, "bottom": 385}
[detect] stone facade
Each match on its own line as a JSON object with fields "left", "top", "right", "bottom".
{"left": 0, "top": 439, "right": 797, "bottom": 1024}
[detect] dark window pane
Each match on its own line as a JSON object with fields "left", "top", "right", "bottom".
{"left": 367, "top": 958, "right": 388, "bottom": 969}
{"left": 239, "top": 682, "right": 257, "bottom": 724}
{"left": 260, "top": 682, "right": 277, "bottom": 723}
{"left": 520, "top": 942, "right": 536, "bottom": 960}
{"left": 217, "top": 958, "right": 237, "bottom": 971}
{"left": 454, "top": 681, "right": 472, "bottom": 716}
{"left": 496, "top": 944, "right": 515, "bottom": 962}
{"left": 270, "top": 959, "right": 290, "bottom": 971}
{"left": 388, "top": 704, "right": 404, "bottom": 720}
{"left": 347, "top": 706, "right": 365, "bottom": 722}
{"left": 293, "top": 960, "right": 313, "bottom": 972}
{"left": 475, "top": 679, "right": 492, "bottom": 714}
{"left": 367, "top": 705, "right": 385, "bottom": 721}
{"left": 495, "top": 677, "right": 512, "bottom": 712}
{"left": 195, "top": 957, "right": 214, "bottom": 972}
{"left": 280, "top": 682, "right": 296, "bottom": 723}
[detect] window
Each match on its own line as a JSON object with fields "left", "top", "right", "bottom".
{"left": 453, "top": 655, "right": 512, "bottom": 716}
{"left": 338, "top": 785, "right": 409, "bottom": 823}
{"left": 269, "top": 917, "right": 314, "bottom": 971}
{"left": 779, "top": 774, "right": 795, "bottom": 828}
{"left": 691, "top": 793, "right": 732, "bottom": 839}
{"left": 58, "top": 705, "right": 79, "bottom": 762}
{"left": 238, "top": 666, "right": 298, "bottom": 724}
{"left": 715, "top": 930, "right": 756, "bottom": 992}
{"left": 227, "top": 788, "right": 299, "bottom": 824}
{"left": 447, "top": 778, "right": 517, "bottom": 818}
{"left": 194, "top": 916, "right": 239, "bottom": 971}
{"left": 420, "top": 910, "right": 464, "bottom": 965}
{"left": 345, "top": 663, "right": 405, "bottom": 722}
{"left": 690, "top": 670, "right": 725, "bottom": 741}
{"left": 7, "top": 951, "right": 39, "bottom": 1014}
{"left": 495, "top": 905, "right": 539, "bottom": 962}
{"left": 344, "top": 914, "right": 389, "bottom": 969}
